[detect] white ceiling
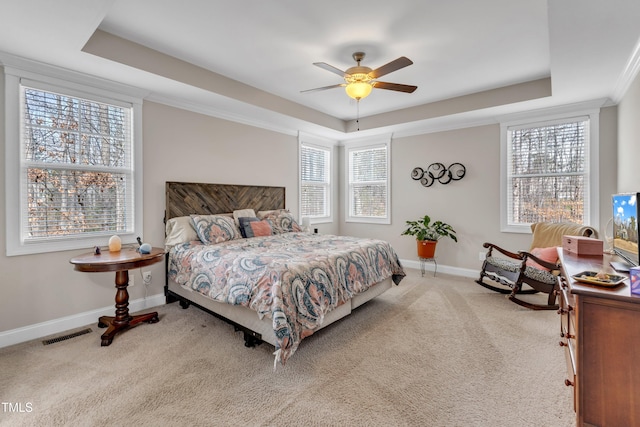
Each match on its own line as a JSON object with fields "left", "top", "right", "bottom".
{"left": 1, "top": 0, "right": 639, "bottom": 139}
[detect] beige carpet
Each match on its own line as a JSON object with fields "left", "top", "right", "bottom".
{"left": 0, "top": 270, "right": 574, "bottom": 426}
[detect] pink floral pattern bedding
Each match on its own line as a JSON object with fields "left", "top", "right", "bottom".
{"left": 168, "top": 232, "right": 405, "bottom": 364}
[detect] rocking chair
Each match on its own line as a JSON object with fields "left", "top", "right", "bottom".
{"left": 476, "top": 222, "right": 598, "bottom": 310}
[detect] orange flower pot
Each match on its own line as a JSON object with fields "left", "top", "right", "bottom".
{"left": 417, "top": 240, "right": 437, "bottom": 259}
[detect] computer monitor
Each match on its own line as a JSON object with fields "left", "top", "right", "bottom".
{"left": 611, "top": 192, "right": 640, "bottom": 272}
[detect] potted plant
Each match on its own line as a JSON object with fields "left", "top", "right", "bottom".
{"left": 402, "top": 215, "right": 457, "bottom": 258}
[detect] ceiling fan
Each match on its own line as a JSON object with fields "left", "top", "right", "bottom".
{"left": 302, "top": 52, "right": 418, "bottom": 100}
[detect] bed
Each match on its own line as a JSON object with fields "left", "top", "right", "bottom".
{"left": 164, "top": 182, "right": 405, "bottom": 365}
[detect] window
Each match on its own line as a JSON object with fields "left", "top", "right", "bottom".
{"left": 501, "top": 109, "right": 599, "bottom": 233}
{"left": 5, "top": 63, "right": 143, "bottom": 255}
{"left": 299, "top": 139, "right": 331, "bottom": 222}
{"left": 346, "top": 137, "right": 391, "bottom": 224}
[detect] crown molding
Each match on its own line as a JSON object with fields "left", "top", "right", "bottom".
{"left": 612, "top": 36, "right": 640, "bottom": 103}
{"left": 0, "top": 51, "right": 149, "bottom": 101}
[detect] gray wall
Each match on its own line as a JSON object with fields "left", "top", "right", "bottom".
{"left": 618, "top": 72, "right": 640, "bottom": 192}
{"left": 0, "top": 68, "right": 629, "bottom": 341}
{"left": 0, "top": 100, "right": 309, "bottom": 334}
{"left": 340, "top": 108, "right": 618, "bottom": 271}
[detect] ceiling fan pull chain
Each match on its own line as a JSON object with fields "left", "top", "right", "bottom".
{"left": 356, "top": 99, "right": 360, "bottom": 131}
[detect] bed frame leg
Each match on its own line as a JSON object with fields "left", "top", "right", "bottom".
{"left": 165, "top": 291, "right": 178, "bottom": 304}
{"left": 243, "top": 332, "right": 262, "bottom": 348}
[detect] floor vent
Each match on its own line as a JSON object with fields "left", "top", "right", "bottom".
{"left": 42, "top": 328, "right": 92, "bottom": 346}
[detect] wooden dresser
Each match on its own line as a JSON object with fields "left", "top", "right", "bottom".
{"left": 557, "top": 248, "right": 640, "bottom": 426}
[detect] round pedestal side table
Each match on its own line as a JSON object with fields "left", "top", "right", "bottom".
{"left": 70, "top": 246, "right": 164, "bottom": 346}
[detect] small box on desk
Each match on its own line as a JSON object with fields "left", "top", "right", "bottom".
{"left": 562, "top": 235, "right": 603, "bottom": 256}
{"left": 630, "top": 267, "right": 640, "bottom": 295}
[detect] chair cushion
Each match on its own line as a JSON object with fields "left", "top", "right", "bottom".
{"left": 523, "top": 266, "right": 558, "bottom": 285}
{"left": 486, "top": 256, "right": 557, "bottom": 285}
{"left": 486, "top": 256, "right": 521, "bottom": 273}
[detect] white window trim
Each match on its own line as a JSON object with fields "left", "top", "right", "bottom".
{"left": 4, "top": 59, "right": 145, "bottom": 256}
{"left": 344, "top": 135, "right": 392, "bottom": 225}
{"left": 298, "top": 133, "right": 335, "bottom": 225}
{"left": 499, "top": 107, "right": 600, "bottom": 234}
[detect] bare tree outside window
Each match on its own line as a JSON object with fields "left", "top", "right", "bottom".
{"left": 23, "top": 87, "right": 132, "bottom": 239}
{"left": 507, "top": 119, "right": 588, "bottom": 226}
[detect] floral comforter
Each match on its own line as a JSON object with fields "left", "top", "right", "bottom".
{"left": 168, "top": 232, "right": 405, "bottom": 364}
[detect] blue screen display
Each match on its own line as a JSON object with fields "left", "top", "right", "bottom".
{"left": 612, "top": 192, "right": 639, "bottom": 267}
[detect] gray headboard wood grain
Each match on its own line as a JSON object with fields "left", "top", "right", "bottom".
{"left": 165, "top": 182, "right": 286, "bottom": 222}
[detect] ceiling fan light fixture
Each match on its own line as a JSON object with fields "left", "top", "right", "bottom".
{"left": 305, "top": 52, "right": 416, "bottom": 101}
{"left": 344, "top": 73, "right": 373, "bottom": 101}
{"left": 345, "top": 80, "right": 373, "bottom": 100}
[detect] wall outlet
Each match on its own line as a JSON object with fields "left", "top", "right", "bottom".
{"left": 142, "top": 271, "right": 152, "bottom": 285}
{"left": 479, "top": 251, "right": 486, "bottom": 261}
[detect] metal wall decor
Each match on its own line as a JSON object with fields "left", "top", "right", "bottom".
{"left": 411, "top": 163, "right": 466, "bottom": 187}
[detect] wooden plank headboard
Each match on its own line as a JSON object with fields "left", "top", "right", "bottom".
{"left": 165, "top": 182, "right": 286, "bottom": 221}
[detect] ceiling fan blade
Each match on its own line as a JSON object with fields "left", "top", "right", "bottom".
{"left": 313, "top": 62, "right": 348, "bottom": 77}
{"left": 300, "top": 83, "right": 346, "bottom": 93}
{"left": 369, "top": 57, "right": 413, "bottom": 79}
{"left": 372, "top": 81, "right": 418, "bottom": 93}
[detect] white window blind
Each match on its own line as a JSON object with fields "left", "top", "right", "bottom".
{"left": 506, "top": 117, "right": 589, "bottom": 226}
{"left": 20, "top": 84, "right": 134, "bottom": 242}
{"left": 300, "top": 143, "right": 330, "bottom": 219}
{"left": 347, "top": 140, "right": 390, "bottom": 223}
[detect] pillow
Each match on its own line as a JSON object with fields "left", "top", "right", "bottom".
{"left": 165, "top": 216, "right": 199, "bottom": 249}
{"left": 233, "top": 208, "right": 256, "bottom": 226}
{"left": 238, "top": 217, "right": 259, "bottom": 238}
{"left": 257, "top": 209, "right": 302, "bottom": 234}
{"left": 256, "top": 209, "right": 279, "bottom": 218}
{"left": 526, "top": 246, "right": 559, "bottom": 271}
{"left": 190, "top": 214, "right": 242, "bottom": 244}
{"left": 239, "top": 217, "right": 273, "bottom": 238}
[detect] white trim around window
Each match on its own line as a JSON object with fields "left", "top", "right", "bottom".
{"left": 344, "top": 135, "right": 392, "bottom": 225}
{"left": 4, "top": 59, "right": 144, "bottom": 256}
{"left": 499, "top": 107, "right": 600, "bottom": 234}
{"left": 298, "top": 133, "right": 335, "bottom": 225}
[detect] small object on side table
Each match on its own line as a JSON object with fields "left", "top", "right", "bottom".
{"left": 108, "top": 235, "right": 121, "bottom": 252}
{"left": 69, "top": 247, "right": 164, "bottom": 346}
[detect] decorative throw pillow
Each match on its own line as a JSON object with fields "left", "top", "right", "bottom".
{"left": 238, "top": 217, "right": 273, "bottom": 238}
{"left": 526, "top": 246, "right": 559, "bottom": 271}
{"left": 257, "top": 209, "right": 302, "bottom": 234}
{"left": 240, "top": 218, "right": 273, "bottom": 237}
{"left": 165, "top": 216, "right": 199, "bottom": 249}
{"left": 233, "top": 208, "right": 256, "bottom": 226}
{"left": 190, "top": 214, "right": 241, "bottom": 244}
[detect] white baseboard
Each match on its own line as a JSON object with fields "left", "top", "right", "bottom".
{"left": 400, "top": 259, "right": 479, "bottom": 279}
{"left": 0, "top": 293, "right": 166, "bottom": 349}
